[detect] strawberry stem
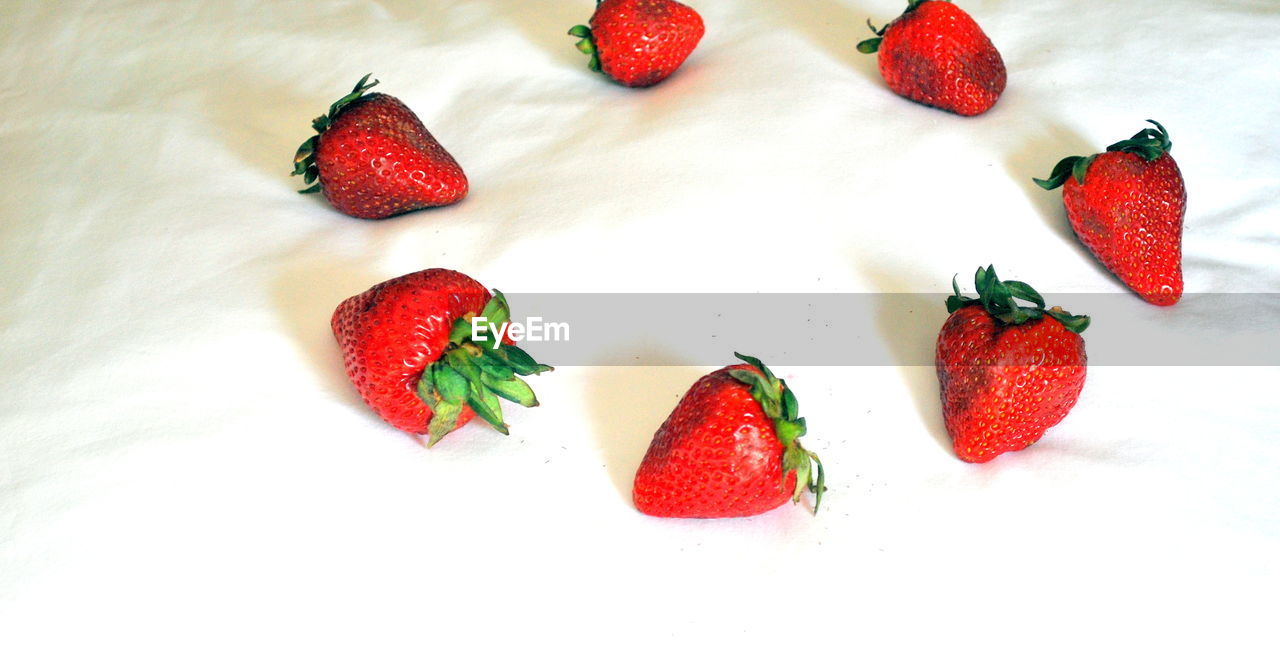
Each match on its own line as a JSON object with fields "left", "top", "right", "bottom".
{"left": 416, "top": 290, "right": 553, "bottom": 446}
{"left": 727, "top": 353, "right": 826, "bottom": 513}
{"left": 948, "top": 266, "right": 1090, "bottom": 334}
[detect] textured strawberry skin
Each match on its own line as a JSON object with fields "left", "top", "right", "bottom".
{"left": 936, "top": 306, "right": 1086, "bottom": 463}
{"left": 633, "top": 365, "right": 797, "bottom": 518}
{"left": 1063, "top": 151, "right": 1186, "bottom": 306}
{"left": 592, "top": 0, "right": 705, "bottom": 87}
{"left": 877, "top": 1, "right": 1006, "bottom": 116}
{"left": 331, "top": 269, "right": 490, "bottom": 435}
{"left": 314, "top": 93, "right": 467, "bottom": 220}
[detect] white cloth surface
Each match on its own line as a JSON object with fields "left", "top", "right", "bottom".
{"left": 1, "top": 0, "right": 1277, "bottom": 655}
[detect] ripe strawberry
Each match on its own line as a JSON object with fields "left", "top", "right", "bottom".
{"left": 936, "top": 266, "right": 1090, "bottom": 463}
{"left": 331, "top": 268, "right": 551, "bottom": 445}
{"left": 1034, "top": 120, "right": 1186, "bottom": 306}
{"left": 857, "top": 0, "right": 1006, "bottom": 116}
{"left": 633, "top": 354, "right": 824, "bottom": 518}
{"left": 568, "top": 0, "right": 705, "bottom": 88}
{"left": 292, "top": 75, "right": 467, "bottom": 220}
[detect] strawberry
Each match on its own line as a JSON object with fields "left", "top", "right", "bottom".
{"left": 632, "top": 354, "right": 824, "bottom": 518}
{"left": 857, "top": 0, "right": 1006, "bottom": 116}
{"left": 1034, "top": 120, "right": 1186, "bottom": 306}
{"left": 292, "top": 75, "right": 467, "bottom": 220}
{"left": 936, "top": 267, "right": 1090, "bottom": 463}
{"left": 331, "top": 268, "right": 551, "bottom": 446}
{"left": 568, "top": 0, "right": 705, "bottom": 88}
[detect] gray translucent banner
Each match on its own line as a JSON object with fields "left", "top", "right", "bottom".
{"left": 494, "top": 293, "right": 1280, "bottom": 366}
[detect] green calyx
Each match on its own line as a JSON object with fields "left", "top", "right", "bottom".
{"left": 1034, "top": 119, "right": 1172, "bottom": 190}
{"left": 1033, "top": 154, "right": 1095, "bottom": 190}
{"left": 414, "top": 290, "right": 553, "bottom": 446}
{"left": 726, "top": 353, "right": 826, "bottom": 514}
{"left": 947, "top": 265, "right": 1090, "bottom": 334}
{"left": 1105, "top": 119, "right": 1172, "bottom": 161}
{"left": 856, "top": 20, "right": 884, "bottom": 54}
{"left": 567, "top": 25, "right": 601, "bottom": 73}
{"left": 857, "top": 0, "right": 937, "bottom": 53}
{"left": 291, "top": 73, "right": 380, "bottom": 194}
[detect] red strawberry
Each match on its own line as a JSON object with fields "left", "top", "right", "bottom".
{"left": 331, "top": 268, "right": 552, "bottom": 445}
{"left": 857, "top": 0, "right": 1006, "bottom": 116}
{"left": 568, "top": 0, "right": 705, "bottom": 88}
{"left": 293, "top": 75, "right": 467, "bottom": 219}
{"left": 936, "top": 266, "right": 1090, "bottom": 463}
{"left": 633, "top": 354, "right": 824, "bottom": 518}
{"left": 1034, "top": 120, "right": 1186, "bottom": 306}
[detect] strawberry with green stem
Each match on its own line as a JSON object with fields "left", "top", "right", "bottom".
{"left": 1034, "top": 120, "right": 1186, "bottom": 306}
{"left": 936, "top": 266, "right": 1089, "bottom": 463}
{"left": 633, "top": 353, "right": 825, "bottom": 518}
{"left": 293, "top": 75, "right": 467, "bottom": 220}
{"left": 568, "top": 0, "right": 705, "bottom": 88}
{"left": 857, "top": 0, "right": 1006, "bottom": 116}
{"left": 332, "top": 269, "right": 551, "bottom": 446}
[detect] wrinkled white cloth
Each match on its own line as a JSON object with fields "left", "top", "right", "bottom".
{"left": 1, "top": 1, "right": 1277, "bottom": 655}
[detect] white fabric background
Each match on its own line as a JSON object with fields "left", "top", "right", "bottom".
{"left": 1, "top": 1, "right": 1277, "bottom": 655}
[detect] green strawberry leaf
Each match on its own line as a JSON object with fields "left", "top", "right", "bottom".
{"left": 781, "top": 386, "right": 799, "bottom": 422}
{"left": 445, "top": 348, "right": 484, "bottom": 387}
{"left": 474, "top": 350, "right": 516, "bottom": 380}
{"left": 1071, "top": 154, "right": 1096, "bottom": 184}
{"left": 1033, "top": 155, "right": 1083, "bottom": 190}
{"left": 568, "top": 25, "right": 602, "bottom": 73}
{"left": 481, "top": 290, "right": 512, "bottom": 331}
{"left": 732, "top": 352, "right": 778, "bottom": 385}
{"left": 466, "top": 380, "right": 508, "bottom": 435}
{"left": 1004, "top": 280, "right": 1046, "bottom": 309}
{"left": 449, "top": 290, "right": 510, "bottom": 347}
{"left": 433, "top": 363, "right": 469, "bottom": 404}
{"left": 807, "top": 452, "right": 826, "bottom": 503}
{"left": 426, "top": 399, "right": 464, "bottom": 447}
{"left": 327, "top": 73, "right": 378, "bottom": 119}
{"left": 502, "top": 344, "right": 553, "bottom": 376}
{"left": 1106, "top": 119, "right": 1172, "bottom": 161}
{"left": 1045, "top": 307, "right": 1092, "bottom": 334}
{"left": 946, "top": 274, "right": 977, "bottom": 312}
{"left": 482, "top": 373, "right": 539, "bottom": 408}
